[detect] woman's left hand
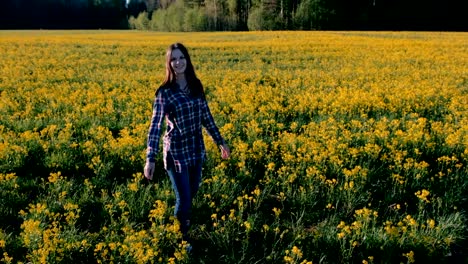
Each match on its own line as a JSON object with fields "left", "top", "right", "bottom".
{"left": 220, "top": 144, "right": 231, "bottom": 159}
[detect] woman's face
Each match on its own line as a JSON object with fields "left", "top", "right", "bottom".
{"left": 170, "top": 49, "right": 186, "bottom": 76}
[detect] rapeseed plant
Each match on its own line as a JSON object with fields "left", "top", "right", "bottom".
{"left": 0, "top": 30, "right": 466, "bottom": 263}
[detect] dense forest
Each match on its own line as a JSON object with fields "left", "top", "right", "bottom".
{"left": 1, "top": 0, "right": 467, "bottom": 31}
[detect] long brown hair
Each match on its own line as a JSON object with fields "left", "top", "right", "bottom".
{"left": 159, "top": 43, "right": 204, "bottom": 98}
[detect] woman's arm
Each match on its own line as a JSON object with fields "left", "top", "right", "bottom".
{"left": 146, "top": 89, "right": 166, "bottom": 162}
{"left": 201, "top": 98, "right": 230, "bottom": 159}
{"left": 201, "top": 98, "right": 224, "bottom": 145}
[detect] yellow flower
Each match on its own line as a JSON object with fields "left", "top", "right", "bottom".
{"left": 244, "top": 221, "right": 251, "bottom": 231}
{"left": 107, "top": 242, "right": 116, "bottom": 251}
{"left": 2, "top": 252, "right": 13, "bottom": 264}
{"left": 149, "top": 200, "right": 167, "bottom": 221}
{"left": 20, "top": 219, "right": 42, "bottom": 247}
{"left": 427, "top": 219, "right": 435, "bottom": 229}
{"left": 48, "top": 171, "right": 62, "bottom": 183}
{"left": 128, "top": 182, "right": 138, "bottom": 192}
{"left": 415, "top": 189, "right": 430, "bottom": 203}
{"left": 403, "top": 251, "right": 415, "bottom": 263}
{"left": 337, "top": 232, "right": 345, "bottom": 239}
{"left": 0, "top": 173, "right": 17, "bottom": 182}
{"left": 117, "top": 200, "right": 127, "bottom": 209}
{"left": 267, "top": 162, "right": 276, "bottom": 171}
{"left": 272, "top": 207, "right": 281, "bottom": 217}
{"left": 291, "top": 246, "right": 303, "bottom": 258}
{"left": 252, "top": 186, "right": 261, "bottom": 197}
{"left": 229, "top": 209, "right": 236, "bottom": 220}
{"left": 337, "top": 221, "right": 346, "bottom": 229}
{"left": 84, "top": 178, "right": 94, "bottom": 189}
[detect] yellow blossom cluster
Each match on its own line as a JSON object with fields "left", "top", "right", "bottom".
{"left": 283, "top": 245, "right": 313, "bottom": 264}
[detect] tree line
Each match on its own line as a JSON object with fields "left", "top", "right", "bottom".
{"left": 1, "top": 0, "right": 467, "bottom": 31}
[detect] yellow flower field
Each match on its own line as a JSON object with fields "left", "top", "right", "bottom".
{"left": 0, "top": 30, "right": 467, "bottom": 263}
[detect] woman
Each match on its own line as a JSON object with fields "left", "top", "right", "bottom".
{"left": 144, "top": 43, "right": 230, "bottom": 243}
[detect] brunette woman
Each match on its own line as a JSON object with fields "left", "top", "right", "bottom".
{"left": 144, "top": 43, "right": 230, "bottom": 245}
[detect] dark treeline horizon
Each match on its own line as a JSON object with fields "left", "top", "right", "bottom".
{"left": 0, "top": 0, "right": 467, "bottom": 31}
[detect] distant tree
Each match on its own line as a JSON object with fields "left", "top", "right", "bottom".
{"left": 184, "top": 6, "right": 209, "bottom": 31}
{"left": 236, "top": 0, "right": 251, "bottom": 30}
{"left": 246, "top": 6, "right": 261, "bottom": 30}
{"left": 130, "top": 10, "right": 150, "bottom": 29}
{"left": 165, "top": 0, "right": 185, "bottom": 31}
{"left": 293, "top": 0, "right": 333, "bottom": 29}
{"left": 247, "top": 0, "right": 284, "bottom": 30}
{"left": 149, "top": 0, "right": 186, "bottom": 31}
{"left": 226, "top": 0, "right": 239, "bottom": 29}
{"left": 150, "top": 9, "right": 168, "bottom": 30}
{"left": 203, "top": 0, "right": 221, "bottom": 30}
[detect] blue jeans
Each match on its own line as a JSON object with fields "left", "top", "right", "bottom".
{"left": 166, "top": 153, "right": 202, "bottom": 239}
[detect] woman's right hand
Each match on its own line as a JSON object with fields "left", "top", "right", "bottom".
{"left": 144, "top": 160, "right": 155, "bottom": 180}
{"left": 220, "top": 143, "right": 231, "bottom": 159}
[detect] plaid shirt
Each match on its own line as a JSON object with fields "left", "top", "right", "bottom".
{"left": 146, "top": 84, "right": 225, "bottom": 169}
